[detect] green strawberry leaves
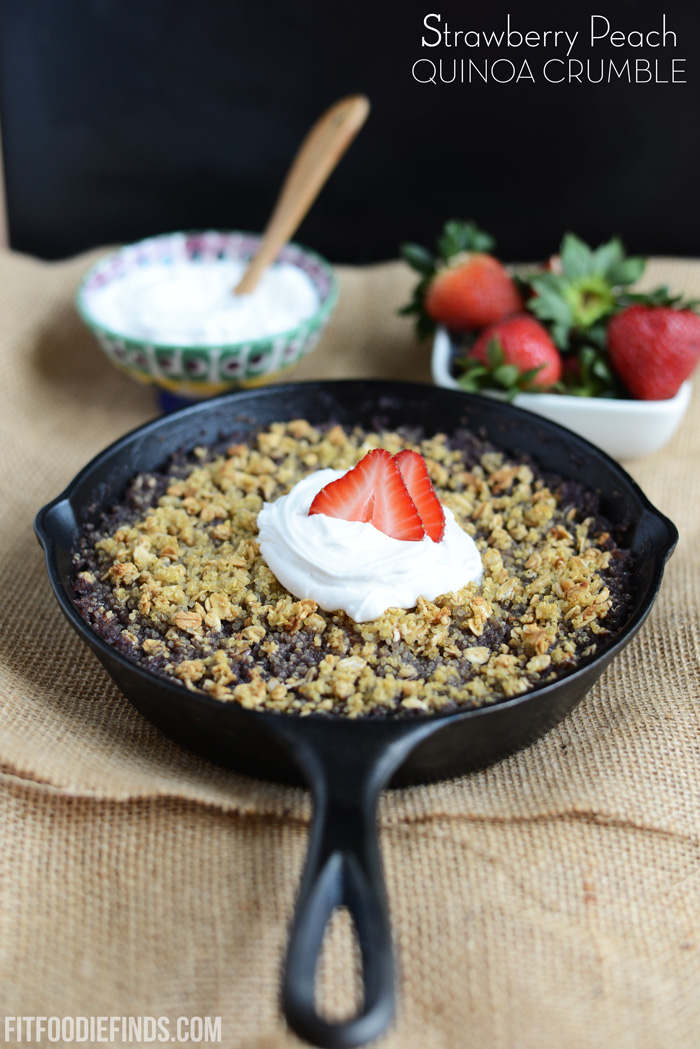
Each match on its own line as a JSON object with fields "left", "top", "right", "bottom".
{"left": 401, "top": 218, "right": 496, "bottom": 278}
{"left": 618, "top": 284, "right": 700, "bottom": 310}
{"left": 558, "top": 343, "right": 625, "bottom": 398}
{"left": 400, "top": 243, "right": 434, "bottom": 277}
{"left": 560, "top": 233, "right": 645, "bottom": 286}
{"left": 398, "top": 278, "right": 438, "bottom": 340}
{"left": 436, "top": 220, "right": 495, "bottom": 263}
{"left": 526, "top": 233, "right": 646, "bottom": 349}
{"left": 522, "top": 273, "right": 573, "bottom": 348}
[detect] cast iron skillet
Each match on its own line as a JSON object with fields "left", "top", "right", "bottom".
{"left": 35, "top": 381, "right": 677, "bottom": 1049}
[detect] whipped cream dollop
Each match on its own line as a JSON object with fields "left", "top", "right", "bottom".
{"left": 257, "top": 469, "right": 483, "bottom": 622}
{"left": 87, "top": 259, "right": 320, "bottom": 345}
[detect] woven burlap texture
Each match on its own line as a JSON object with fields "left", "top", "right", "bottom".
{"left": 1, "top": 249, "right": 699, "bottom": 1048}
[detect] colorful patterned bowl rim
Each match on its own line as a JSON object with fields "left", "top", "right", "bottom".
{"left": 75, "top": 229, "right": 338, "bottom": 353}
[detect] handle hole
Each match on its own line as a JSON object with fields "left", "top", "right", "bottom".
{"left": 314, "top": 905, "right": 365, "bottom": 1023}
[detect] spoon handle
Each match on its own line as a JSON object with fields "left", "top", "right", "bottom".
{"left": 234, "top": 95, "right": 370, "bottom": 295}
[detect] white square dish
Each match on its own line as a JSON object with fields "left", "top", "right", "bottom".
{"left": 432, "top": 325, "right": 691, "bottom": 461}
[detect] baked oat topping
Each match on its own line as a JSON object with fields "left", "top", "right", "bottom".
{"left": 71, "top": 421, "right": 633, "bottom": 718}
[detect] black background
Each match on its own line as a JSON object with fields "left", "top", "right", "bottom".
{"left": 1, "top": 0, "right": 699, "bottom": 263}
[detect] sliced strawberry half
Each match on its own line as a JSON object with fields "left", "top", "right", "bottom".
{"left": 394, "top": 450, "right": 446, "bottom": 542}
{"left": 309, "top": 448, "right": 425, "bottom": 541}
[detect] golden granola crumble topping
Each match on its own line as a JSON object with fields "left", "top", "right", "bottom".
{"left": 72, "top": 421, "right": 632, "bottom": 718}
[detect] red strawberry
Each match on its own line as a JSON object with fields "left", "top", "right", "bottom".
{"left": 309, "top": 449, "right": 424, "bottom": 541}
{"left": 607, "top": 305, "right": 700, "bottom": 400}
{"left": 394, "top": 450, "right": 445, "bottom": 542}
{"left": 424, "top": 253, "right": 523, "bottom": 330}
{"left": 470, "top": 315, "right": 563, "bottom": 389}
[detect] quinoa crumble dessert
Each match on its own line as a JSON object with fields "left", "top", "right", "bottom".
{"left": 71, "top": 420, "right": 633, "bottom": 717}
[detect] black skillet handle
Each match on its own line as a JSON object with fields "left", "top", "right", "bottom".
{"left": 283, "top": 773, "right": 393, "bottom": 1047}
{"left": 271, "top": 720, "right": 434, "bottom": 1049}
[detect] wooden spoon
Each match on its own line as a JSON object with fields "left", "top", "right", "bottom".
{"left": 234, "top": 95, "right": 370, "bottom": 296}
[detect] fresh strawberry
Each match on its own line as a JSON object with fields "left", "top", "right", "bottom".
{"left": 468, "top": 315, "right": 562, "bottom": 390}
{"left": 400, "top": 219, "right": 522, "bottom": 337}
{"left": 394, "top": 450, "right": 445, "bottom": 542}
{"left": 309, "top": 449, "right": 424, "bottom": 541}
{"left": 423, "top": 253, "right": 523, "bottom": 331}
{"left": 607, "top": 305, "right": 700, "bottom": 400}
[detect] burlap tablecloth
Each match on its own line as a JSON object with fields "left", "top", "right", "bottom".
{"left": 1, "top": 248, "right": 699, "bottom": 1048}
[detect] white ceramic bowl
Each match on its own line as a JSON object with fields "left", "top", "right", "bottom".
{"left": 432, "top": 326, "right": 691, "bottom": 461}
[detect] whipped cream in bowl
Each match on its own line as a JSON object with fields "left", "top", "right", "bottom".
{"left": 76, "top": 230, "right": 338, "bottom": 399}
{"left": 86, "top": 256, "right": 320, "bottom": 346}
{"left": 257, "top": 468, "right": 483, "bottom": 622}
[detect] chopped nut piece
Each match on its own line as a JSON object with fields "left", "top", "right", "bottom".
{"left": 173, "top": 610, "right": 203, "bottom": 633}
{"left": 464, "top": 647, "right": 490, "bottom": 666}
{"left": 526, "top": 654, "right": 552, "bottom": 673}
{"left": 207, "top": 592, "right": 235, "bottom": 621}
{"left": 107, "top": 562, "right": 139, "bottom": 586}
{"left": 142, "top": 638, "right": 166, "bottom": 656}
{"left": 242, "top": 624, "right": 266, "bottom": 643}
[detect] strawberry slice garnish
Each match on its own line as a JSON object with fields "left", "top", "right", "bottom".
{"left": 309, "top": 448, "right": 425, "bottom": 541}
{"left": 394, "top": 450, "right": 446, "bottom": 542}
